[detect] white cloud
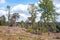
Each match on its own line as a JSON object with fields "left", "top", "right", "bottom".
{"left": 53, "top": 0, "right": 60, "bottom": 12}
{"left": 54, "top": 4, "right": 60, "bottom": 13}
{"left": 11, "top": 4, "right": 31, "bottom": 21}
{"left": 0, "top": 0, "right": 5, "bottom": 4}
{"left": 19, "top": 13, "right": 31, "bottom": 18}
{"left": 53, "top": 0, "right": 60, "bottom": 4}
{"left": 12, "top": 4, "right": 28, "bottom": 12}
{"left": 19, "top": 14, "right": 27, "bottom": 17}
{"left": 0, "top": 4, "right": 31, "bottom": 21}
{"left": 35, "top": 3, "right": 38, "bottom": 7}
{"left": 0, "top": 10, "right": 7, "bottom": 15}
{"left": 53, "top": 0, "right": 60, "bottom": 22}
{"left": 56, "top": 9, "right": 60, "bottom": 13}
{"left": 1, "top": 0, "right": 60, "bottom": 22}
{"left": 55, "top": 4, "right": 60, "bottom": 8}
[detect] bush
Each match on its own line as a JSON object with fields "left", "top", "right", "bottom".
{"left": 28, "top": 27, "right": 33, "bottom": 33}
{"left": 18, "top": 35, "right": 29, "bottom": 40}
{"left": 56, "top": 25, "right": 60, "bottom": 32}
{"left": 33, "top": 23, "right": 38, "bottom": 30}
{"left": 41, "top": 26, "right": 48, "bottom": 32}
{"left": 33, "top": 37, "right": 44, "bottom": 40}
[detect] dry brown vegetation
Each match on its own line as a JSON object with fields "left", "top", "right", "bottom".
{"left": 0, "top": 26, "right": 60, "bottom": 40}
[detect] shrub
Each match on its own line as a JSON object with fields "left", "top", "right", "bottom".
{"left": 33, "top": 23, "right": 38, "bottom": 30}
{"left": 18, "top": 35, "right": 29, "bottom": 40}
{"left": 40, "top": 26, "right": 48, "bottom": 33}
{"left": 28, "top": 27, "right": 33, "bottom": 33}
{"left": 56, "top": 25, "right": 60, "bottom": 32}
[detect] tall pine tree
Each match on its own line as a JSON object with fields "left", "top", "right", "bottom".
{"left": 28, "top": 4, "right": 38, "bottom": 29}
{"left": 38, "top": 0, "right": 57, "bottom": 32}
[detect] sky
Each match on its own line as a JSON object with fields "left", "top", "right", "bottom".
{"left": 0, "top": 0, "right": 60, "bottom": 22}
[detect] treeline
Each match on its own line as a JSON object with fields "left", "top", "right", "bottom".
{"left": 0, "top": 0, "right": 60, "bottom": 34}
{"left": 0, "top": 15, "right": 6, "bottom": 25}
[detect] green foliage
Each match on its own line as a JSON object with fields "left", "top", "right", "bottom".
{"left": 8, "top": 13, "right": 20, "bottom": 26}
{"left": 56, "top": 25, "right": 60, "bottom": 32}
{"left": 33, "top": 37, "right": 44, "bottom": 40}
{"left": 20, "top": 21, "right": 25, "bottom": 27}
{"left": 28, "top": 4, "right": 38, "bottom": 29}
{"left": 7, "top": 5, "right": 11, "bottom": 26}
{"left": 7, "top": 5, "right": 10, "bottom": 19}
{"left": 19, "top": 35, "right": 29, "bottom": 40}
{"left": 33, "top": 23, "right": 38, "bottom": 30}
{"left": 0, "top": 15, "right": 6, "bottom": 26}
{"left": 40, "top": 26, "right": 48, "bottom": 32}
{"left": 38, "top": 0, "right": 57, "bottom": 32}
{"left": 18, "top": 34, "right": 43, "bottom": 40}
{"left": 12, "top": 13, "right": 20, "bottom": 20}
{"left": 28, "top": 27, "right": 33, "bottom": 33}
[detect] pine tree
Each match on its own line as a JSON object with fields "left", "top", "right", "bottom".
{"left": 7, "top": 5, "right": 11, "bottom": 26}
{"left": 38, "top": 0, "right": 58, "bottom": 32}
{"left": 1, "top": 15, "right": 6, "bottom": 25}
{"left": 28, "top": 4, "right": 38, "bottom": 29}
{"left": 0, "top": 15, "right": 6, "bottom": 25}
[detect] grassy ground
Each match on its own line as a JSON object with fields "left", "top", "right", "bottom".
{"left": 0, "top": 26, "right": 60, "bottom": 40}
{"left": 0, "top": 26, "right": 43, "bottom": 40}
{"left": 0, "top": 34, "right": 44, "bottom": 40}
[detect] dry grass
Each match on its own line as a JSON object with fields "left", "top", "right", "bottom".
{"left": 0, "top": 26, "right": 60, "bottom": 40}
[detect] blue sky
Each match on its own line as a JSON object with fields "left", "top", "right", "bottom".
{"left": 0, "top": 0, "right": 60, "bottom": 22}
{"left": 6, "top": 0, "right": 38, "bottom": 5}
{"left": 0, "top": 0, "right": 38, "bottom": 8}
